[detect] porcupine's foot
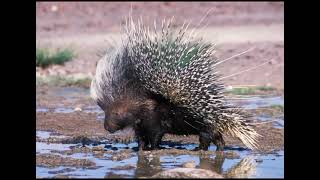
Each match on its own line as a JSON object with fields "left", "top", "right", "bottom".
{"left": 137, "top": 135, "right": 150, "bottom": 151}
{"left": 149, "top": 133, "right": 163, "bottom": 150}
{"left": 194, "top": 132, "right": 211, "bottom": 151}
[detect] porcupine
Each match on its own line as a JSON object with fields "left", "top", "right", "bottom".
{"left": 90, "top": 17, "right": 261, "bottom": 151}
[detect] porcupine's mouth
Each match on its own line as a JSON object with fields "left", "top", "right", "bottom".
{"left": 104, "top": 122, "right": 119, "bottom": 133}
{"left": 105, "top": 121, "right": 133, "bottom": 134}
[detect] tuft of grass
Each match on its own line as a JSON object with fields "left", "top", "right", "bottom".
{"left": 36, "top": 75, "right": 92, "bottom": 88}
{"left": 36, "top": 48, "right": 75, "bottom": 68}
{"left": 256, "top": 86, "right": 276, "bottom": 91}
{"left": 226, "top": 86, "right": 277, "bottom": 95}
{"left": 227, "top": 87, "right": 256, "bottom": 95}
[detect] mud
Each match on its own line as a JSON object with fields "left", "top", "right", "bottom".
{"left": 36, "top": 154, "right": 96, "bottom": 168}
{"left": 36, "top": 128, "right": 283, "bottom": 178}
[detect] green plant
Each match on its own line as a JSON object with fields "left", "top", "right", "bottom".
{"left": 36, "top": 48, "right": 75, "bottom": 68}
{"left": 36, "top": 75, "right": 92, "bottom": 88}
{"left": 228, "top": 87, "right": 256, "bottom": 95}
{"left": 256, "top": 86, "right": 276, "bottom": 91}
{"left": 226, "top": 86, "right": 277, "bottom": 95}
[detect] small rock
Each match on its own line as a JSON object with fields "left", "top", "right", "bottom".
{"left": 74, "top": 107, "right": 82, "bottom": 112}
{"left": 226, "top": 85, "right": 233, "bottom": 90}
{"left": 255, "top": 159, "right": 263, "bottom": 163}
{"left": 182, "top": 161, "right": 196, "bottom": 168}
{"left": 51, "top": 5, "right": 58, "bottom": 12}
{"left": 152, "top": 168, "right": 223, "bottom": 178}
{"left": 53, "top": 174, "right": 68, "bottom": 179}
{"left": 92, "top": 146, "right": 104, "bottom": 151}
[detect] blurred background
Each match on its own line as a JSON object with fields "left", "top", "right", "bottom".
{"left": 36, "top": 1, "right": 284, "bottom": 89}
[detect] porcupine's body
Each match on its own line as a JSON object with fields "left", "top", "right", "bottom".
{"left": 91, "top": 18, "right": 260, "bottom": 151}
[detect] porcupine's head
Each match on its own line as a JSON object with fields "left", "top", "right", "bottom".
{"left": 90, "top": 45, "right": 159, "bottom": 133}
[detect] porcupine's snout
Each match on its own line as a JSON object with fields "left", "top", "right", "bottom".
{"left": 104, "top": 110, "right": 136, "bottom": 133}
{"left": 104, "top": 117, "right": 118, "bottom": 133}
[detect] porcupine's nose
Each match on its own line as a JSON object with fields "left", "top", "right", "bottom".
{"left": 104, "top": 114, "right": 114, "bottom": 133}
{"left": 104, "top": 121, "right": 117, "bottom": 133}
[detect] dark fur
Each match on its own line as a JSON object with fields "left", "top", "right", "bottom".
{"left": 103, "top": 92, "right": 225, "bottom": 151}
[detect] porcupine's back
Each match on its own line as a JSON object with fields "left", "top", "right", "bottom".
{"left": 123, "top": 18, "right": 261, "bottom": 150}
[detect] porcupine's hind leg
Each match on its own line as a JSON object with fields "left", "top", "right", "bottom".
{"left": 198, "top": 130, "right": 225, "bottom": 151}
{"left": 211, "top": 129, "right": 225, "bottom": 151}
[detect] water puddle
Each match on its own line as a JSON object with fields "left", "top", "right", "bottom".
{"left": 51, "top": 87, "right": 90, "bottom": 99}
{"left": 36, "top": 131, "right": 283, "bottom": 178}
{"left": 256, "top": 115, "right": 284, "bottom": 128}
{"left": 36, "top": 106, "right": 103, "bottom": 114}
{"left": 229, "top": 96, "right": 284, "bottom": 109}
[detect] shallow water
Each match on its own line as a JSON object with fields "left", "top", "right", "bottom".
{"left": 36, "top": 131, "right": 283, "bottom": 178}
{"left": 229, "top": 96, "right": 284, "bottom": 109}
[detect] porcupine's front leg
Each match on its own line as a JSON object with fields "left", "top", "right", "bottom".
{"left": 134, "top": 119, "right": 150, "bottom": 150}
{"left": 198, "top": 132, "right": 211, "bottom": 151}
{"left": 150, "top": 132, "right": 163, "bottom": 150}
{"left": 137, "top": 135, "right": 149, "bottom": 151}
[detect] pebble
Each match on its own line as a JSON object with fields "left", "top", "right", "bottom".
{"left": 51, "top": 5, "right": 58, "bottom": 12}
{"left": 152, "top": 168, "right": 223, "bottom": 178}
{"left": 92, "top": 146, "right": 104, "bottom": 151}
{"left": 182, "top": 161, "right": 196, "bottom": 168}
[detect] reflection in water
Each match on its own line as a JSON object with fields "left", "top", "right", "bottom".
{"left": 199, "top": 152, "right": 256, "bottom": 178}
{"left": 199, "top": 152, "right": 225, "bottom": 174}
{"left": 224, "top": 156, "right": 256, "bottom": 178}
{"left": 127, "top": 151, "right": 257, "bottom": 178}
{"left": 135, "top": 152, "right": 162, "bottom": 178}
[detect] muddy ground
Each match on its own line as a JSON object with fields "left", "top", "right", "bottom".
{"left": 36, "top": 88, "right": 283, "bottom": 153}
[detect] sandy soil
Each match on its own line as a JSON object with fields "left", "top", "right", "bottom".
{"left": 36, "top": 2, "right": 284, "bottom": 89}
{"left": 36, "top": 2, "right": 283, "bottom": 38}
